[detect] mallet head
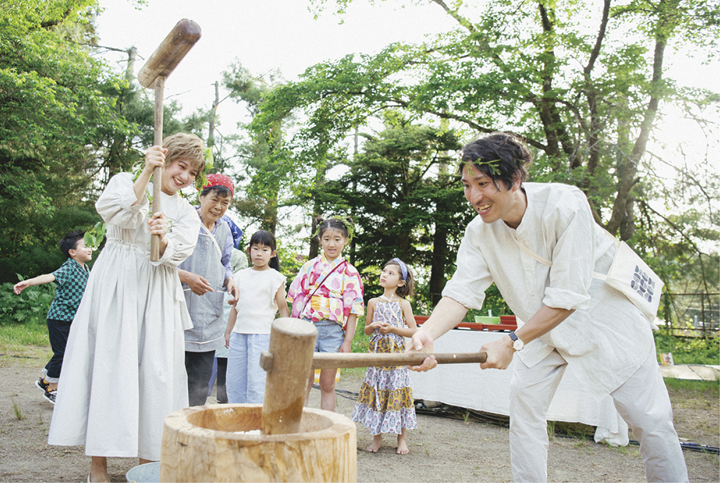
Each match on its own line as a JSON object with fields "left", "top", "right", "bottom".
{"left": 137, "top": 18, "right": 201, "bottom": 89}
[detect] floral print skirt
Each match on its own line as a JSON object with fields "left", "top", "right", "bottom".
{"left": 351, "top": 335, "right": 417, "bottom": 435}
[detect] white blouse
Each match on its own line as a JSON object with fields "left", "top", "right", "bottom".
{"left": 232, "top": 267, "right": 287, "bottom": 335}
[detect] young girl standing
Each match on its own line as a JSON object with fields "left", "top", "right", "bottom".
{"left": 224, "top": 230, "right": 289, "bottom": 403}
{"left": 352, "top": 258, "right": 418, "bottom": 455}
{"left": 287, "top": 217, "right": 364, "bottom": 412}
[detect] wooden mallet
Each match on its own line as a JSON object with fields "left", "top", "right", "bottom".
{"left": 137, "top": 19, "right": 201, "bottom": 261}
{"left": 259, "top": 318, "right": 487, "bottom": 435}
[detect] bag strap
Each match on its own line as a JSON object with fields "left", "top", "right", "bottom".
{"left": 512, "top": 236, "right": 605, "bottom": 279}
{"left": 591, "top": 230, "right": 622, "bottom": 281}
{"left": 300, "top": 260, "right": 347, "bottom": 318}
{"left": 205, "top": 231, "right": 224, "bottom": 259}
{"left": 512, "top": 236, "right": 551, "bottom": 266}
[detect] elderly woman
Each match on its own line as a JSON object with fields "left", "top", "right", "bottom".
{"left": 411, "top": 133, "right": 687, "bottom": 482}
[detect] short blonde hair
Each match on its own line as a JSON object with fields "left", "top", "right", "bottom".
{"left": 163, "top": 133, "right": 206, "bottom": 173}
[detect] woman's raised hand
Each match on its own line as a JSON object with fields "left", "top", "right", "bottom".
{"left": 147, "top": 212, "right": 169, "bottom": 240}
{"left": 144, "top": 146, "right": 167, "bottom": 174}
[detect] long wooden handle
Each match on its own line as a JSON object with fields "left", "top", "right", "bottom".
{"left": 311, "top": 351, "right": 487, "bottom": 370}
{"left": 150, "top": 76, "right": 165, "bottom": 262}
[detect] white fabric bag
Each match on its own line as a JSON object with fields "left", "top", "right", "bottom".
{"left": 593, "top": 235, "right": 663, "bottom": 324}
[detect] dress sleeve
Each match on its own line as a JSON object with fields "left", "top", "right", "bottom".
{"left": 151, "top": 199, "right": 201, "bottom": 268}
{"left": 95, "top": 172, "right": 149, "bottom": 229}
{"left": 542, "top": 188, "right": 594, "bottom": 311}
{"left": 441, "top": 221, "right": 493, "bottom": 310}
{"left": 342, "top": 265, "right": 364, "bottom": 317}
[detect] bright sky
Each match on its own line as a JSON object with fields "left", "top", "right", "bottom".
{"left": 95, "top": 0, "right": 457, "bottom": 127}
{"left": 96, "top": 0, "right": 717, "bottom": 147}
{"left": 95, "top": 0, "right": 716, "bottom": 133}
{"left": 95, "top": 0, "right": 717, "bottom": 237}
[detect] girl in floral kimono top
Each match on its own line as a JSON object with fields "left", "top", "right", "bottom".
{"left": 288, "top": 217, "right": 364, "bottom": 412}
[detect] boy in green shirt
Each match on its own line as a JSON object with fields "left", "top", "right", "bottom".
{"left": 13, "top": 230, "right": 93, "bottom": 403}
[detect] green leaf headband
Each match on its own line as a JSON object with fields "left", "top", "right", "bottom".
{"left": 464, "top": 158, "right": 500, "bottom": 176}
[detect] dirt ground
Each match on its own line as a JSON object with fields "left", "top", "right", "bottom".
{"left": 1, "top": 351, "right": 718, "bottom": 483}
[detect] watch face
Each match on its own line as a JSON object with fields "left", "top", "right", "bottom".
{"left": 513, "top": 338, "right": 524, "bottom": 351}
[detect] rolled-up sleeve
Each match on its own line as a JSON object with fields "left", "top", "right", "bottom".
{"left": 542, "top": 190, "right": 594, "bottom": 311}
{"left": 442, "top": 222, "right": 493, "bottom": 310}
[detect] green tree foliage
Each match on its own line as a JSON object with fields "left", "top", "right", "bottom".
{"left": 0, "top": 0, "right": 137, "bottom": 282}
{"left": 321, "top": 111, "right": 475, "bottom": 306}
{"left": 0, "top": 1, "right": 199, "bottom": 283}
{"left": 253, "top": 0, "right": 718, "bottom": 309}
{"left": 223, "top": 62, "right": 291, "bottom": 233}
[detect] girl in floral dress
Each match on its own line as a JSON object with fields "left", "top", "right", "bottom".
{"left": 287, "top": 217, "right": 364, "bottom": 412}
{"left": 352, "top": 258, "right": 417, "bottom": 454}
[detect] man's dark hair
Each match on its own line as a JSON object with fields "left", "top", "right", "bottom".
{"left": 459, "top": 133, "right": 532, "bottom": 190}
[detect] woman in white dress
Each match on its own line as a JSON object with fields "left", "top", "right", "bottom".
{"left": 48, "top": 133, "right": 206, "bottom": 483}
{"left": 410, "top": 133, "right": 687, "bottom": 482}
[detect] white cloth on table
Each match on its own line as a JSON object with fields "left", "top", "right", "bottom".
{"left": 48, "top": 172, "right": 200, "bottom": 461}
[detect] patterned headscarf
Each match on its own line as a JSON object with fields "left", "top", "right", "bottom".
{"left": 202, "top": 173, "right": 234, "bottom": 197}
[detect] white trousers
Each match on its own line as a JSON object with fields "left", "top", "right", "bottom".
{"left": 226, "top": 332, "right": 270, "bottom": 404}
{"left": 509, "top": 348, "right": 688, "bottom": 483}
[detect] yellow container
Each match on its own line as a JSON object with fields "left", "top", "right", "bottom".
{"left": 314, "top": 368, "right": 341, "bottom": 383}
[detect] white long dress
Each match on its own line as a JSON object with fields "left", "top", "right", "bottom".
{"left": 48, "top": 172, "right": 200, "bottom": 461}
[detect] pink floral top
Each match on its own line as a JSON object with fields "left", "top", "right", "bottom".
{"left": 287, "top": 254, "right": 364, "bottom": 326}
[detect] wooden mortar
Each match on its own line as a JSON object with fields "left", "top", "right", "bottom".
{"left": 160, "top": 404, "right": 356, "bottom": 482}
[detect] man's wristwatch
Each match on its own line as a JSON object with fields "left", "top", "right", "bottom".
{"left": 509, "top": 332, "right": 524, "bottom": 352}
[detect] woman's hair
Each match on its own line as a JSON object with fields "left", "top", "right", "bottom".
{"left": 249, "top": 230, "right": 280, "bottom": 271}
{"left": 459, "top": 133, "right": 532, "bottom": 190}
{"left": 316, "top": 216, "right": 352, "bottom": 240}
{"left": 59, "top": 230, "right": 85, "bottom": 258}
{"left": 384, "top": 259, "right": 414, "bottom": 298}
{"left": 200, "top": 185, "right": 232, "bottom": 198}
{"left": 163, "top": 133, "right": 206, "bottom": 173}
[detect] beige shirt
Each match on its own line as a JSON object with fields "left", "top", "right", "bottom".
{"left": 443, "top": 183, "right": 654, "bottom": 399}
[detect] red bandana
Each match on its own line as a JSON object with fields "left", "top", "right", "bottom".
{"left": 202, "top": 174, "right": 234, "bottom": 197}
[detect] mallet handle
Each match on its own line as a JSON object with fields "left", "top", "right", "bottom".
{"left": 150, "top": 76, "right": 165, "bottom": 262}
{"left": 311, "top": 351, "right": 487, "bottom": 369}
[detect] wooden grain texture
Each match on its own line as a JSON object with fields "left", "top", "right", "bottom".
{"left": 160, "top": 405, "right": 357, "bottom": 482}
{"left": 311, "top": 351, "right": 488, "bottom": 369}
{"left": 137, "top": 19, "right": 201, "bottom": 89}
{"left": 149, "top": 76, "right": 165, "bottom": 261}
{"left": 262, "top": 318, "right": 317, "bottom": 435}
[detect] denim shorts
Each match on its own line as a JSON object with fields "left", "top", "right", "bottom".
{"left": 304, "top": 319, "right": 345, "bottom": 353}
